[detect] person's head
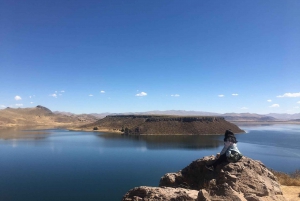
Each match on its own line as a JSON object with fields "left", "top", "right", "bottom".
{"left": 224, "top": 130, "right": 237, "bottom": 143}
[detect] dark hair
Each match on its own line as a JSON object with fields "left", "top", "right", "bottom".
{"left": 224, "top": 130, "right": 238, "bottom": 143}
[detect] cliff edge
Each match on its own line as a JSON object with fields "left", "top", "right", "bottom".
{"left": 122, "top": 156, "right": 286, "bottom": 201}
{"left": 80, "top": 115, "right": 244, "bottom": 135}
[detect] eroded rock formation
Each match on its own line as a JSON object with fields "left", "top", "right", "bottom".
{"left": 122, "top": 156, "right": 286, "bottom": 201}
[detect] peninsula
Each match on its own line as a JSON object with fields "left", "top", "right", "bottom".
{"left": 78, "top": 115, "right": 244, "bottom": 135}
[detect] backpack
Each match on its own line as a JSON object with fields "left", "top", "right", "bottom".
{"left": 227, "top": 150, "right": 243, "bottom": 163}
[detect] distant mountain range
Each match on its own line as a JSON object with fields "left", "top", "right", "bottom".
{"left": 55, "top": 109, "right": 300, "bottom": 121}
{"left": 2, "top": 106, "right": 300, "bottom": 128}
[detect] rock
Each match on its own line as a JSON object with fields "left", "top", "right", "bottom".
{"left": 123, "top": 156, "right": 287, "bottom": 201}
{"left": 159, "top": 156, "right": 286, "bottom": 201}
{"left": 122, "top": 186, "right": 198, "bottom": 201}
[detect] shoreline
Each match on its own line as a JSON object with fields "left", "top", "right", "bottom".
{"left": 231, "top": 121, "right": 300, "bottom": 125}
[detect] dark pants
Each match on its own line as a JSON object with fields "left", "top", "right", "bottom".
{"left": 211, "top": 154, "right": 227, "bottom": 168}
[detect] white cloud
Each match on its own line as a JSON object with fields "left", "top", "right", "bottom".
{"left": 15, "top": 104, "right": 23, "bottom": 107}
{"left": 297, "top": 101, "right": 300, "bottom": 104}
{"left": 277, "top": 92, "right": 300, "bottom": 98}
{"left": 100, "top": 90, "right": 105, "bottom": 93}
{"left": 50, "top": 94, "right": 57, "bottom": 98}
{"left": 294, "top": 106, "right": 299, "bottom": 109}
{"left": 270, "top": 104, "right": 280, "bottom": 108}
{"left": 171, "top": 94, "right": 180, "bottom": 97}
{"left": 218, "top": 94, "right": 224, "bottom": 97}
{"left": 0, "top": 105, "right": 5, "bottom": 108}
{"left": 136, "top": 92, "right": 147, "bottom": 97}
{"left": 232, "top": 94, "right": 238, "bottom": 96}
{"left": 241, "top": 107, "right": 248, "bottom": 110}
{"left": 30, "top": 102, "right": 34, "bottom": 104}
{"left": 61, "top": 90, "right": 65, "bottom": 93}
{"left": 15, "top": 96, "right": 22, "bottom": 101}
{"left": 89, "top": 94, "right": 93, "bottom": 97}
{"left": 267, "top": 99, "right": 272, "bottom": 102}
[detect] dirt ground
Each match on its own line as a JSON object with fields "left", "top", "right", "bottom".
{"left": 281, "top": 185, "right": 300, "bottom": 201}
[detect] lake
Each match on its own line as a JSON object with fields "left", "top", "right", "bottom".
{"left": 0, "top": 124, "right": 300, "bottom": 201}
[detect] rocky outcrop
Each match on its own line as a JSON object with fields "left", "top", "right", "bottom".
{"left": 122, "top": 186, "right": 198, "bottom": 201}
{"left": 122, "top": 156, "right": 286, "bottom": 201}
{"left": 82, "top": 115, "right": 244, "bottom": 135}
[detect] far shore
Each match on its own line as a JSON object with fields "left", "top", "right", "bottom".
{"left": 68, "top": 127, "right": 123, "bottom": 134}
{"left": 231, "top": 121, "right": 300, "bottom": 125}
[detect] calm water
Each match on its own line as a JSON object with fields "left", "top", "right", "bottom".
{"left": 0, "top": 124, "right": 299, "bottom": 201}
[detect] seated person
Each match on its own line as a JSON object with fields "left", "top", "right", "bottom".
{"left": 205, "top": 130, "right": 242, "bottom": 171}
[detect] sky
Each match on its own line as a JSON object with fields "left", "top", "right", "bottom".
{"left": 0, "top": 0, "right": 300, "bottom": 114}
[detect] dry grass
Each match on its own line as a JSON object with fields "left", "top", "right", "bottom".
{"left": 270, "top": 169, "right": 300, "bottom": 186}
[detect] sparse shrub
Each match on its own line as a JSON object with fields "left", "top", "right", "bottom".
{"left": 270, "top": 169, "right": 300, "bottom": 186}
{"left": 93, "top": 127, "right": 98, "bottom": 130}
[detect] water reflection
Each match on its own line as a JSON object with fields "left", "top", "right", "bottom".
{"left": 98, "top": 133, "right": 223, "bottom": 150}
{"left": 0, "top": 127, "right": 51, "bottom": 140}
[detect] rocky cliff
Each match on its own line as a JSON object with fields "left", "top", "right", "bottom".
{"left": 81, "top": 115, "right": 244, "bottom": 135}
{"left": 122, "top": 156, "right": 286, "bottom": 201}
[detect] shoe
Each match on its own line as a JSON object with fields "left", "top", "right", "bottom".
{"left": 205, "top": 165, "right": 214, "bottom": 171}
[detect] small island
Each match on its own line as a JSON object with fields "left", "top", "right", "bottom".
{"left": 78, "top": 115, "right": 245, "bottom": 135}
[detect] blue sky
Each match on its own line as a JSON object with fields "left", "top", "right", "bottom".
{"left": 1, "top": 0, "right": 300, "bottom": 114}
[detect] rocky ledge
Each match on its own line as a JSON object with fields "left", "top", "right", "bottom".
{"left": 122, "top": 156, "right": 286, "bottom": 201}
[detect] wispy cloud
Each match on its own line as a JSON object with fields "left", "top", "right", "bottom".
{"left": 297, "top": 101, "right": 300, "bottom": 104}
{"left": 61, "top": 90, "right": 65, "bottom": 93}
{"left": 294, "top": 106, "right": 299, "bottom": 109}
{"left": 267, "top": 99, "right": 272, "bottom": 102}
{"left": 136, "top": 92, "right": 147, "bottom": 97}
{"left": 277, "top": 92, "right": 300, "bottom": 98}
{"left": 15, "top": 95, "right": 22, "bottom": 101}
{"left": 0, "top": 105, "right": 5, "bottom": 108}
{"left": 171, "top": 94, "right": 180, "bottom": 97}
{"left": 100, "top": 90, "right": 105, "bottom": 93}
{"left": 15, "top": 104, "right": 23, "bottom": 107}
{"left": 232, "top": 94, "right": 238, "bottom": 96}
{"left": 270, "top": 104, "right": 280, "bottom": 108}
{"left": 241, "top": 107, "right": 248, "bottom": 110}
{"left": 30, "top": 102, "right": 34, "bottom": 104}
{"left": 218, "top": 94, "right": 224, "bottom": 97}
{"left": 50, "top": 94, "right": 57, "bottom": 98}
{"left": 89, "top": 94, "right": 93, "bottom": 97}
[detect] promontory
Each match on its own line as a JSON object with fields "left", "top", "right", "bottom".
{"left": 78, "top": 115, "right": 244, "bottom": 135}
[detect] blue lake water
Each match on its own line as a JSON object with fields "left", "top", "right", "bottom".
{"left": 0, "top": 124, "right": 299, "bottom": 201}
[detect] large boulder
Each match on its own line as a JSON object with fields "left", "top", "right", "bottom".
{"left": 123, "top": 156, "right": 287, "bottom": 201}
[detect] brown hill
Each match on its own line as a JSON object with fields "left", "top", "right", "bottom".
{"left": 0, "top": 105, "right": 98, "bottom": 128}
{"left": 80, "top": 115, "right": 244, "bottom": 135}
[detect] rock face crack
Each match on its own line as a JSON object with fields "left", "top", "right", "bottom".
{"left": 122, "top": 156, "right": 287, "bottom": 201}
